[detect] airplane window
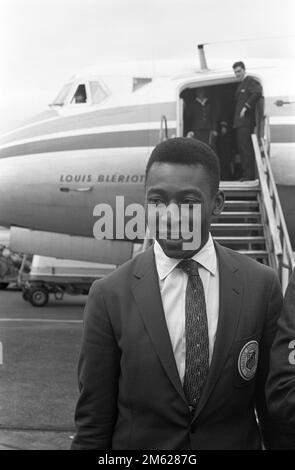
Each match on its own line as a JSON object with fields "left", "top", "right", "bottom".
{"left": 51, "top": 83, "right": 72, "bottom": 106}
{"left": 133, "top": 77, "right": 152, "bottom": 92}
{"left": 89, "top": 81, "right": 108, "bottom": 104}
{"left": 71, "top": 84, "right": 87, "bottom": 104}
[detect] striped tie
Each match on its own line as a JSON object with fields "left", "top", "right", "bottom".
{"left": 177, "top": 259, "right": 209, "bottom": 408}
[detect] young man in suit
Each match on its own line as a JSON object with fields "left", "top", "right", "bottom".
{"left": 266, "top": 269, "right": 295, "bottom": 448}
{"left": 233, "top": 61, "right": 263, "bottom": 180}
{"left": 71, "top": 137, "right": 283, "bottom": 450}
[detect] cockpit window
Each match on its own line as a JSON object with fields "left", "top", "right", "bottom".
{"left": 89, "top": 81, "right": 108, "bottom": 104}
{"left": 51, "top": 83, "right": 72, "bottom": 106}
{"left": 71, "top": 84, "right": 87, "bottom": 104}
{"left": 51, "top": 80, "right": 108, "bottom": 107}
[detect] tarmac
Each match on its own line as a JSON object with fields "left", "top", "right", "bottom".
{"left": 0, "top": 285, "right": 85, "bottom": 450}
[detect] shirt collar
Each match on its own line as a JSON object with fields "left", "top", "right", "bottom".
{"left": 154, "top": 233, "right": 217, "bottom": 281}
{"left": 195, "top": 96, "right": 208, "bottom": 106}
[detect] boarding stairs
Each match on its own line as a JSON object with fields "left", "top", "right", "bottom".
{"left": 212, "top": 180, "right": 267, "bottom": 263}
{"left": 213, "top": 135, "right": 294, "bottom": 292}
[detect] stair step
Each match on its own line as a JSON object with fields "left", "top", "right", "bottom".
{"left": 223, "top": 194, "right": 259, "bottom": 203}
{"left": 223, "top": 202, "right": 260, "bottom": 212}
{"left": 222, "top": 187, "right": 259, "bottom": 193}
{"left": 224, "top": 200, "right": 259, "bottom": 207}
{"left": 211, "top": 223, "right": 263, "bottom": 230}
{"left": 220, "top": 182, "right": 260, "bottom": 199}
{"left": 214, "top": 236, "right": 265, "bottom": 243}
{"left": 215, "top": 212, "right": 261, "bottom": 218}
{"left": 220, "top": 180, "right": 260, "bottom": 189}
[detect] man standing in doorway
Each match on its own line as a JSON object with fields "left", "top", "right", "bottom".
{"left": 186, "top": 87, "right": 219, "bottom": 151}
{"left": 233, "top": 61, "right": 262, "bottom": 180}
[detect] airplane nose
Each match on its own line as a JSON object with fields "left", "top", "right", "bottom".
{"left": 0, "top": 154, "right": 91, "bottom": 234}
{"left": 0, "top": 152, "right": 72, "bottom": 231}
{"left": 0, "top": 152, "right": 107, "bottom": 237}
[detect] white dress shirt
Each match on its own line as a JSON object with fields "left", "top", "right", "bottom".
{"left": 153, "top": 234, "right": 219, "bottom": 384}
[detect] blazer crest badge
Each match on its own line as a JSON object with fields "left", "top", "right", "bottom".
{"left": 238, "top": 340, "right": 259, "bottom": 381}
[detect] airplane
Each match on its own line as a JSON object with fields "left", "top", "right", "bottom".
{"left": 0, "top": 43, "right": 294, "bottom": 268}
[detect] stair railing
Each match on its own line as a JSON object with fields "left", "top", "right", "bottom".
{"left": 159, "top": 115, "right": 168, "bottom": 142}
{"left": 252, "top": 134, "right": 294, "bottom": 292}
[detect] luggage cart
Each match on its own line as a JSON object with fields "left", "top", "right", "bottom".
{"left": 19, "top": 255, "right": 116, "bottom": 307}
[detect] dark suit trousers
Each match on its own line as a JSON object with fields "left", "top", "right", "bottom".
{"left": 217, "top": 131, "right": 235, "bottom": 180}
{"left": 236, "top": 127, "right": 255, "bottom": 179}
{"left": 194, "top": 130, "right": 217, "bottom": 151}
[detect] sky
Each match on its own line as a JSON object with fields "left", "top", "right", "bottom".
{"left": 0, "top": 0, "right": 294, "bottom": 133}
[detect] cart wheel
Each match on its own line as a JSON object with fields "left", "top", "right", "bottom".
{"left": 29, "top": 287, "right": 49, "bottom": 307}
{"left": 0, "top": 282, "right": 9, "bottom": 290}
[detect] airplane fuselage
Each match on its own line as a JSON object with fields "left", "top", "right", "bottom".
{"left": 0, "top": 61, "right": 294, "bottom": 260}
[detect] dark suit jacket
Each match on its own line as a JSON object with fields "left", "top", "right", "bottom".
{"left": 266, "top": 269, "right": 295, "bottom": 447}
{"left": 233, "top": 76, "right": 262, "bottom": 129}
{"left": 189, "top": 99, "right": 219, "bottom": 132}
{"left": 71, "top": 242, "right": 283, "bottom": 450}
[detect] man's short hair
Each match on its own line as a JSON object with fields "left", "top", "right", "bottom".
{"left": 145, "top": 137, "right": 220, "bottom": 196}
{"left": 232, "top": 61, "right": 245, "bottom": 70}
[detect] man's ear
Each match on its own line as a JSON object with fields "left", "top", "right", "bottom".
{"left": 212, "top": 190, "right": 225, "bottom": 216}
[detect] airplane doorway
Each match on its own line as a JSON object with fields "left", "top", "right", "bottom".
{"left": 179, "top": 81, "right": 265, "bottom": 181}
